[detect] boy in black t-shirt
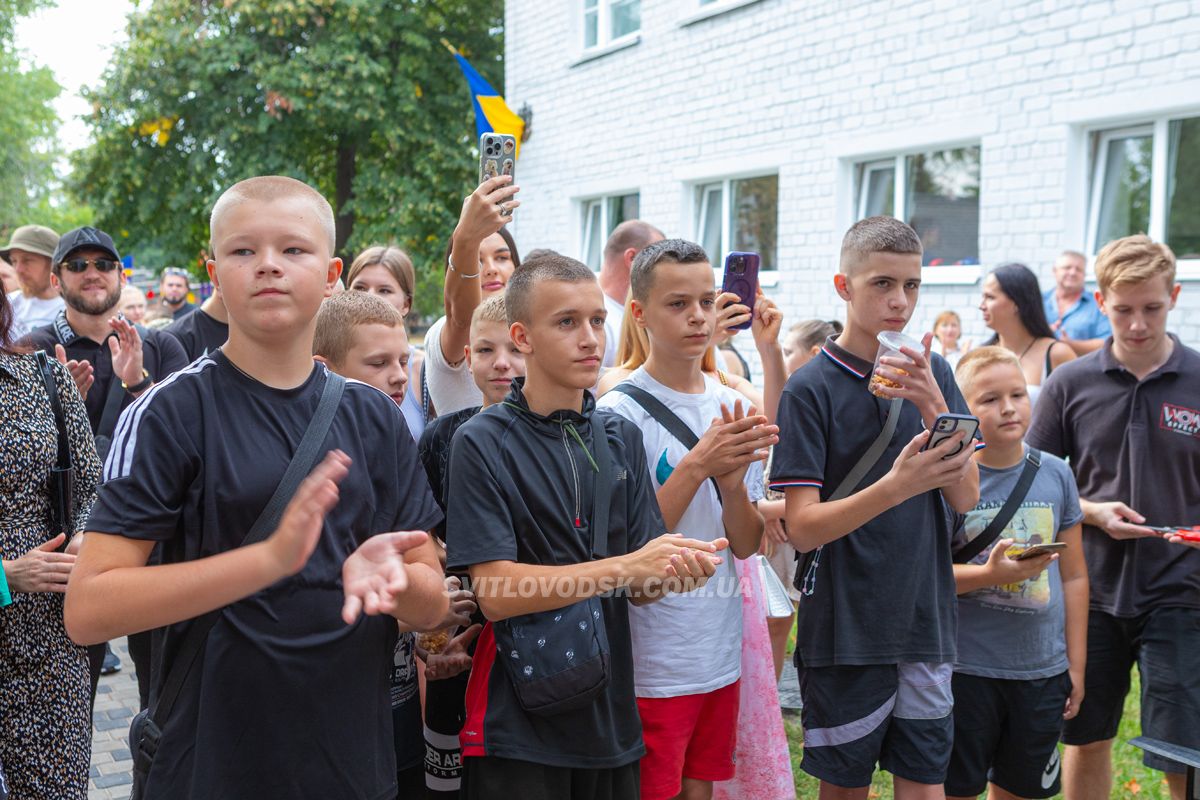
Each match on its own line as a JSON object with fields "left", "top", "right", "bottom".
{"left": 416, "top": 294, "right": 524, "bottom": 798}
{"left": 64, "top": 176, "right": 449, "bottom": 800}
{"left": 445, "top": 253, "right": 727, "bottom": 800}
{"left": 770, "top": 216, "right": 979, "bottom": 798}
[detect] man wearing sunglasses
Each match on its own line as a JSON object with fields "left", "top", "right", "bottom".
{"left": 158, "top": 266, "right": 196, "bottom": 320}
{"left": 22, "top": 226, "right": 188, "bottom": 708}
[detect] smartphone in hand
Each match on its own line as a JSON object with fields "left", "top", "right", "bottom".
{"left": 1012, "top": 542, "right": 1068, "bottom": 560}
{"left": 920, "top": 413, "right": 980, "bottom": 459}
{"left": 721, "top": 252, "right": 760, "bottom": 330}
{"left": 479, "top": 133, "right": 516, "bottom": 185}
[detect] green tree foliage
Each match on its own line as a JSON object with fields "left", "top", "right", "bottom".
{"left": 0, "top": 0, "right": 64, "bottom": 235}
{"left": 73, "top": 0, "right": 505, "bottom": 316}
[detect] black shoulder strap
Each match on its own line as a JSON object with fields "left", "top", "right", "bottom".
{"left": 34, "top": 352, "right": 71, "bottom": 470}
{"left": 590, "top": 422, "right": 613, "bottom": 559}
{"left": 1045, "top": 342, "right": 1055, "bottom": 377}
{"left": 149, "top": 371, "right": 346, "bottom": 727}
{"left": 608, "top": 382, "right": 722, "bottom": 501}
{"left": 97, "top": 375, "right": 126, "bottom": 440}
{"left": 953, "top": 448, "right": 1042, "bottom": 564}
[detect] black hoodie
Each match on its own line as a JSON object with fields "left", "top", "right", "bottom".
{"left": 446, "top": 378, "right": 665, "bottom": 769}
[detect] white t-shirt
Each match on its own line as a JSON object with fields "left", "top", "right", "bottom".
{"left": 423, "top": 315, "right": 483, "bottom": 414}
{"left": 7, "top": 291, "right": 64, "bottom": 340}
{"left": 597, "top": 367, "right": 764, "bottom": 697}
{"left": 601, "top": 293, "right": 626, "bottom": 369}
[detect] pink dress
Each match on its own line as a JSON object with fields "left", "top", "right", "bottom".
{"left": 713, "top": 557, "right": 795, "bottom": 800}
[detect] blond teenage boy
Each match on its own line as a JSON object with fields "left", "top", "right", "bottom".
{"left": 314, "top": 290, "right": 411, "bottom": 407}
{"left": 770, "top": 216, "right": 979, "bottom": 799}
{"left": 1027, "top": 235, "right": 1200, "bottom": 800}
{"left": 65, "top": 176, "right": 449, "bottom": 800}
{"left": 945, "top": 346, "right": 1088, "bottom": 800}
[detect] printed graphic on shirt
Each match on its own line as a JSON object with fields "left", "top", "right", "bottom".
{"left": 961, "top": 502, "right": 1055, "bottom": 609}
{"left": 1161, "top": 402, "right": 1200, "bottom": 438}
{"left": 655, "top": 449, "right": 675, "bottom": 486}
{"left": 391, "top": 633, "right": 418, "bottom": 708}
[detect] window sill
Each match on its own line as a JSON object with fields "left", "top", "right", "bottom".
{"left": 677, "top": 0, "right": 763, "bottom": 27}
{"left": 710, "top": 267, "right": 779, "bottom": 288}
{"left": 1178, "top": 260, "right": 1200, "bottom": 282}
{"left": 920, "top": 265, "right": 983, "bottom": 286}
{"left": 571, "top": 33, "right": 641, "bottom": 67}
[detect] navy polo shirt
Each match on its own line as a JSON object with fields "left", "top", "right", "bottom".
{"left": 1043, "top": 287, "right": 1111, "bottom": 341}
{"left": 1027, "top": 335, "right": 1200, "bottom": 617}
{"left": 770, "top": 337, "right": 967, "bottom": 667}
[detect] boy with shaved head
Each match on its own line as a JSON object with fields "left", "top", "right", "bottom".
{"left": 771, "top": 216, "right": 979, "bottom": 798}
{"left": 65, "top": 176, "right": 449, "bottom": 800}
{"left": 445, "top": 252, "right": 728, "bottom": 799}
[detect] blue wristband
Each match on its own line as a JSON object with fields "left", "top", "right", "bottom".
{"left": 0, "top": 562, "right": 12, "bottom": 607}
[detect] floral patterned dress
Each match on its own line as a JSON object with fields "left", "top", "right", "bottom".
{"left": 0, "top": 353, "right": 101, "bottom": 799}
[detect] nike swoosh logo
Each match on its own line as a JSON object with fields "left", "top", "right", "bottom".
{"left": 656, "top": 450, "right": 675, "bottom": 485}
{"left": 1042, "top": 747, "right": 1061, "bottom": 789}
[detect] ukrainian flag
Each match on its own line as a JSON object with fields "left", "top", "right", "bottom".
{"left": 445, "top": 40, "right": 525, "bottom": 156}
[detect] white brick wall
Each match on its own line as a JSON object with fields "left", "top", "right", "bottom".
{"left": 504, "top": 0, "right": 1200, "bottom": 370}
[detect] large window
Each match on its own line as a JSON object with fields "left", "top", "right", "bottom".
{"left": 583, "top": 0, "right": 640, "bottom": 50}
{"left": 694, "top": 174, "right": 778, "bottom": 270}
{"left": 1088, "top": 115, "right": 1200, "bottom": 259}
{"left": 581, "top": 193, "right": 640, "bottom": 269}
{"left": 855, "top": 146, "right": 981, "bottom": 266}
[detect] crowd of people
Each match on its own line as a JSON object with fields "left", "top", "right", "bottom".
{"left": 0, "top": 168, "right": 1196, "bottom": 800}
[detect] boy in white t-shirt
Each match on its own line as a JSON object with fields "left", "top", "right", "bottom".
{"left": 597, "top": 238, "right": 778, "bottom": 800}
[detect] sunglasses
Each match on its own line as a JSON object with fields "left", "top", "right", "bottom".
{"left": 60, "top": 258, "right": 121, "bottom": 274}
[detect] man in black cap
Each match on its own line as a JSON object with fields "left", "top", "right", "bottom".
{"left": 23, "top": 225, "right": 187, "bottom": 707}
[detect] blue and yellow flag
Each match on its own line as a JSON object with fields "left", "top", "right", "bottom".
{"left": 445, "top": 40, "right": 524, "bottom": 157}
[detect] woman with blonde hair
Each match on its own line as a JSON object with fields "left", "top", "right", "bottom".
{"left": 345, "top": 245, "right": 430, "bottom": 439}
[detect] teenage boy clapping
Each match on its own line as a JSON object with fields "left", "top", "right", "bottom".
{"left": 771, "top": 216, "right": 979, "bottom": 799}
{"left": 64, "top": 176, "right": 449, "bottom": 800}
{"left": 445, "top": 253, "right": 728, "bottom": 800}
{"left": 597, "top": 239, "right": 778, "bottom": 800}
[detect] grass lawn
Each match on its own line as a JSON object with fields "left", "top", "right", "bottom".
{"left": 784, "top": 669, "right": 1171, "bottom": 799}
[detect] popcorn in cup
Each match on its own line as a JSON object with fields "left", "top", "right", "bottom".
{"left": 870, "top": 331, "right": 922, "bottom": 398}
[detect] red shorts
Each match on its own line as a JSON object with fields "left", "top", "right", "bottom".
{"left": 636, "top": 680, "right": 740, "bottom": 800}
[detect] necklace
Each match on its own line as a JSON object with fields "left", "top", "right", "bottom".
{"left": 1018, "top": 337, "right": 1037, "bottom": 360}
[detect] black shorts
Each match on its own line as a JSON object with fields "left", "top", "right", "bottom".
{"left": 946, "top": 671, "right": 1071, "bottom": 798}
{"left": 797, "top": 660, "right": 954, "bottom": 788}
{"left": 459, "top": 756, "right": 639, "bottom": 800}
{"left": 1063, "top": 607, "right": 1200, "bottom": 774}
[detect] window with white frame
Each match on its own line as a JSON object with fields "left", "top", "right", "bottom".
{"left": 583, "top": 0, "right": 640, "bottom": 50}
{"left": 581, "top": 193, "right": 640, "bottom": 269}
{"left": 1088, "top": 114, "right": 1200, "bottom": 260}
{"left": 855, "top": 146, "right": 981, "bottom": 266}
{"left": 694, "top": 174, "right": 778, "bottom": 270}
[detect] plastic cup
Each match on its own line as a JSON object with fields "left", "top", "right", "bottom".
{"left": 870, "top": 331, "right": 922, "bottom": 397}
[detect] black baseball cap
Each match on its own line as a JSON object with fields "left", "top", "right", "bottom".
{"left": 53, "top": 226, "right": 122, "bottom": 266}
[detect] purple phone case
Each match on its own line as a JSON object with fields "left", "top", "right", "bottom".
{"left": 721, "top": 251, "right": 760, "bottom": 330}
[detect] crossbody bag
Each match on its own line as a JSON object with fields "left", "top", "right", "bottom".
{"left": 33, "top": 351, "right": 75, "bottom": 546}
{"left": 951, "top": 448, "right": 1042, "bottom": 564}
{"left": 128, "top": 372, "right": 345, "bottom": 799}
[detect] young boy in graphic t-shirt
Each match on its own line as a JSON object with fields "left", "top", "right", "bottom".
{"left": 416, "top": 294, "right": 525, "bottom": 798}
{"left": 65, "top": 176, "right": 449, "bottom": 800}
{"left": 596, "top": 238, "right": 778, "bottom": 800}
{"left": 945, "top": 346, "right": 1088, "bottom": 800}
{"left": 445, "top": 253, "right": 728, "bottom": 800}
{"left": 770, "top": 216, "right": 979, "bottom": 797}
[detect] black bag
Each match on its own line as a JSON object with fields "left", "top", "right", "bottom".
{"left": 952, "top": 448, "right": 1042, "bottom": 564}
{"left": 128, "top": 373, "right": 345, "bottom": 799}
{"left": 33, "top": 352, "right": 75, "bottom": 543}
{"left": 491, "top": 420, "right": 615, "bottom": 717}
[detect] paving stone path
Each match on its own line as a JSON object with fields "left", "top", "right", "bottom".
{"left": 88, "top": 637, "right": 137, "bottom": 800}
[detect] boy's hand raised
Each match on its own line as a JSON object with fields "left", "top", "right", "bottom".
{"left": 266, "top": 450, "right": 351, "bottom": 579}
{"left": 874, "top": 331, "right": 949, "bottom": 426}
{"left": 341, "top": 530, "right": 431, "bottom": 624}
{"left": 884, "top": 429, "right": 975, "bottom": 502}
{"left": 454, "top": 175, "right": 520, "bottom": 247}
{"left": 684, "top": 400, "right": 778, "bottom": 488}
{"left": 622, "top": 533, "right": 725, "bottom": 586}
{"left": 715, "top": 291, "right": 752, "bottom": 339}
{"left": 982, "top": 538, "right": 1057, "bottom": 584}
{"left": 751, "top": 293, "right": 784, "bottom": 353}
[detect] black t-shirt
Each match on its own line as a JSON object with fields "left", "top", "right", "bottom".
{"left": 1027, "top": 336, "right": 1200, "bottom": 617}
{"left": 170, "top": 301, "right": 197, "bottom": 320}
{"left": 24, "top": 310, "right": 189, "bottom": 436}
{"left": 445, "top": 381, "right": 663, "bottom": 769}
{"left": 85, "top": 351, "right": 443, "bottom": 800}
{"left": 417, "top": 406, "right": 481, "bottom": 544}
{"left": 164, "top": 308, "right": 228, "bottom": 362}
{"left": 770, "top": 337, "right": 966, "bottom": 667}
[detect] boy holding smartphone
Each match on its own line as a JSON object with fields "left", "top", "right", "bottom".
{"left": 770, "top": 216, "right": 978, "bottom": 798}
{"left": 946, "top": 346, "right": 1088, "bottom": 800}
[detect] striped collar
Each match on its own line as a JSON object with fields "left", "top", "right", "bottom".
{"left": 820, "top": 336, "right": 872, "bottom": 379}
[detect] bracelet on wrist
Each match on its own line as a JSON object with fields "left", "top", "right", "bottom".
{"left": 447, "top": 256, "right": 481, "bottom": 280}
